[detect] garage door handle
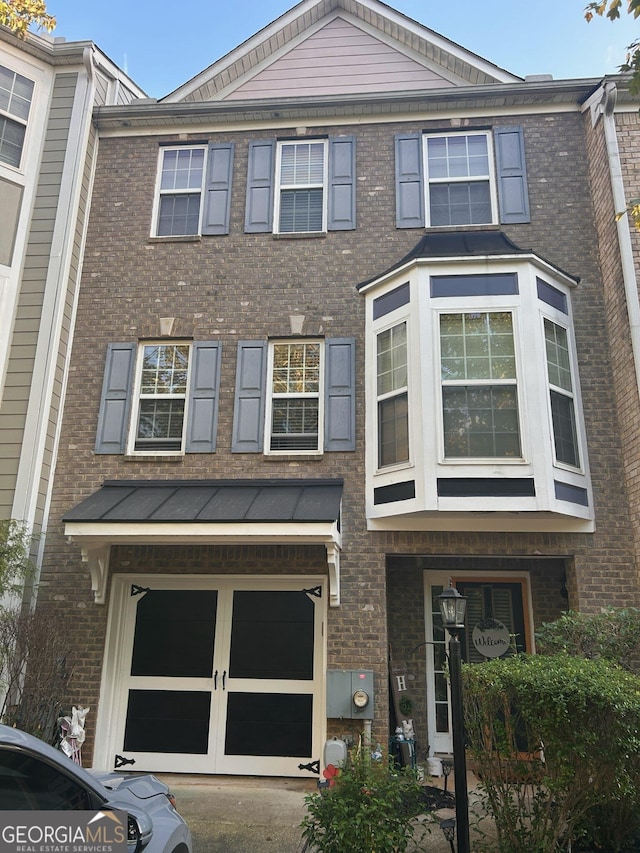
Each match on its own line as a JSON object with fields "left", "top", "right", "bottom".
{"left": 214, "top": 670, "right": 218, "bottom": 690}
{"left": 222, "top": 670, "right": 226, "bottom": 690}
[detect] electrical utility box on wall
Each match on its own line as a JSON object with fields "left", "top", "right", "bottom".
{"left": 327, "top": 670, "right": 374, "bottom": 720}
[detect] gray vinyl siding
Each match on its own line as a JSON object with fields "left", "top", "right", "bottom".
{"left": 0, "top": 72, "right": 78, "bottom": 520}
{"left": 226, "top": 18, "right": 454, "bottom": 100}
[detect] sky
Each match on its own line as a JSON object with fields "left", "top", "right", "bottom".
{"left": 43, "top": 0, "right": 640, "bottom": 99}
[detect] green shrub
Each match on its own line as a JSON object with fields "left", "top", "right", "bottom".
{"left": 536, "top": 607, "right": 640, "bottom": 674}
{"left": 463, "top": 654, "right": 640, "bottom": 853}
{"left": 300, "top": 746, "right": 431, "bottom": 853}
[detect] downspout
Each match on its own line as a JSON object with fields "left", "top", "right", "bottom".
{"left": 602, "top": 80, "right": 640, "bottom": 402}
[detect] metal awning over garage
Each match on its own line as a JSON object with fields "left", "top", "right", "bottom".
{"left": 64, "top": 479, "right": 343, "bottom": 606}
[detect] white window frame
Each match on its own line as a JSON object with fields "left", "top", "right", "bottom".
{"left": 436, "top": 308, "right": 523, "bottom": 463}
{"left": 127, "top": 341, "right": 191, "bottom": 455}
{"left": 423, "top": 130, "right": 499, "bottom": 228}
{"left": 264, "top": 339, "right": 324, "bottom": 454}
{"left": 376, "top": 320, "right": 410, "bottom": 469}
{"left": 273, "top": 139, "right": 328, "bottom": 235}
{"left": 542, "top": 314, "right": 582, "bottom": 472}
{"left": 152, "top": 145, "right": 207, "bottom": 237}
{"left": 0, "top": 61, "right": 35, "bottom": 171}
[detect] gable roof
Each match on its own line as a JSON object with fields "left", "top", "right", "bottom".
{"left": 162, "top": 0, "right": 520, "bottom": 103}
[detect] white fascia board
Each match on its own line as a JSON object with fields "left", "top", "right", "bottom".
{"left": 367, "top": 512, "right": 594, "bottom": 533}
{"left": 64, "top": 520, "right": 341, "bottom": 543}
{"left": 65, "top": 519, "right": 342, "bottom": 606}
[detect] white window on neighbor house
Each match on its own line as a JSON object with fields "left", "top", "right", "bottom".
{"left": 266, "top": 340, "right": 323, "bottom": 452}
{"left": 274, "top": 140, "right": 327, "bottom": 234}
{"left": 424, "top": 131, "right": 497, "bottom": 227}
{"left": 0, "top": 63, "right": 34, "bottom": 169}
{"left": 154, "top": 147, "right": 206, "bottom": 236}
{"left": 439, "top": 311, "right": 521, "bottom": 459}
{"left": 377, "top": 322, "right": 409, "bottom": 467}
{"left": 129, "top": 342, "right": 191, "bottom": 452}
{"left": 544, "top": 318, "right": 580, "bottom": 469}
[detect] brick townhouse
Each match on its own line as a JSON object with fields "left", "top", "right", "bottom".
{"left": 32, "top": 0, "right": 640, "bottom": 776}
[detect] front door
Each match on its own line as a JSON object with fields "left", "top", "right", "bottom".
{"left": 95, "top": 575, "right": 326, "bottom": 777}
{"left": 424, "top": 571, "right": 533, "bottom": 755}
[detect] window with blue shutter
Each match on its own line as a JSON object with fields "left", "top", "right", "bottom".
{"left": 232, "top": 338, "right": 355, "bottom": 453}
{"left": 96, "top": 341, "right": 221, "bottom": 454}
{"left": 395, "top": 127, "right": 530, "bottom": 228}
{"left": 245, "top": 136, "right": 356, "bottom": 234}
{"left": 154, "top": 144, "right": 234, "bottom": 237}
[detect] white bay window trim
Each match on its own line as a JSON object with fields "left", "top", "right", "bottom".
{"left": 362, "top": 254, "right": 593, "bottom": 532}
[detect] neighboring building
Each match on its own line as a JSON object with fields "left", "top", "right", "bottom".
{"left": 0, "top": 27, "right": 143, "bottom": 570}
{"left": 34, "top": 0, "right": 640, "bottom": 777}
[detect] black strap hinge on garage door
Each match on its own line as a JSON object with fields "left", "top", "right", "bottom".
{"left": 131, "top": 584, "right": 151, "bottom": 597}
{"left": 302, "top": 585, "right": 322, "bottom": 599}
{"left": 298, "top": 760, "right": 320, "bottom": 775}
{"left": 114, "top": 754, "right": 136, "bottom": 768}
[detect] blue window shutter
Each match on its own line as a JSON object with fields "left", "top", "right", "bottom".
{"left": 244, "top": 140, "right": 275, "bottom": 233}
{"left": 232, "top": 341, "right": 267, "bottom": 452}
{"left": 324, "top": 337, "right": 355, "bottom": 452}
{"left": 395, "top": 133, "right": 424, "bottom": 229}
{"left": 186, "top": 341, "right": 222, "bottom": 453}
{"left": 328, "top": 135, "right": 356, "bottom": 230}
{"left": 95, "top": 342, "right": 135, "bottom": 454}
{"left": 494, "top": 126, "right": 530, "bottom": 224}
{"left": 202, "top": 143, "right": 234, "bottom": 235}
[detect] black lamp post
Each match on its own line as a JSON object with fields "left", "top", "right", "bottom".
{"left": 438, "top": 585, "right": 470, "bottom": 853}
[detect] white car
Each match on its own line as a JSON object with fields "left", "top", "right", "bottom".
{"left": 0, "top": 724, "right": 192, "bottom": 853}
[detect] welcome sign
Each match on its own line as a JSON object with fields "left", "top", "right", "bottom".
{"left": 472, "top": 618, "right": 511, "bottom": 658}
{"left": 0, "top": 811, "right": 128, "bottom": 853}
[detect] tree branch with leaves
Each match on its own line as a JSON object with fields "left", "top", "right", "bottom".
{"left": 0, "top": 0, "right": 55, "bottom": 37}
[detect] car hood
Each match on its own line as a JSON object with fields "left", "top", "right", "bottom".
{"left": 89, "top": 770, "right": 171, "bottom": 801}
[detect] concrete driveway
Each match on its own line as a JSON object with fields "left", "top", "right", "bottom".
{"left": 159, "top": 774, "right": 471, "bottom": 852}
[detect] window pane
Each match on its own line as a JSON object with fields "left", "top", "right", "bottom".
{"left": 377, "top": 323, "right": 407, "bottom": 395}
{"left": 550, "top": 389, "right": 580, "bottom": 467}
{"left": 271, "top": 399, "right": 319, "bottom": 450}
{"left": 160, "top": 147, "right": 204, "bottom": 191}
{"left": 280, "top": 142, "right": 324, "bottom": 185}
{"left": 279, "top": 188, "right": 323, "bottom": 232}
{"left": 443, "top": 385, "right": 521, "bottom": 458}
{"left": 0, "top": 115, "right": 25, "bottom": 167}
{"left": 430, "top": 182, "right": 491, "bottom": 226}
{"left": 0, "top": 64, "right": 34, "bottom": 121}
{"left": 441, "top": 312, "right": 515, "bottom": 381}
{"left": 272, "top": 343, "right": 320, "bottom": 393}
{"left": 141, "top": 345, "right": 189, "bottom": 393}
{"left": 0, "top": 750, "right": 94, "bottom": 810}
{"left": 544, "top": 319, "right": 573, "bottom": 391}
{"left": 136, "top": 399, "right": 185, "bottom": 448}
{"left": 427, "top": 134, "right": 489, "bottom": 179}
{"left": 157, "top": 194, "right": 201, "bottom": 236}
{"left": 378, "top": 393, "right": 409, "bottom": 467}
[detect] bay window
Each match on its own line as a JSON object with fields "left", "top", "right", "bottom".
{"left": 360, "top": 234, "right": 593, "bottom": 532}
